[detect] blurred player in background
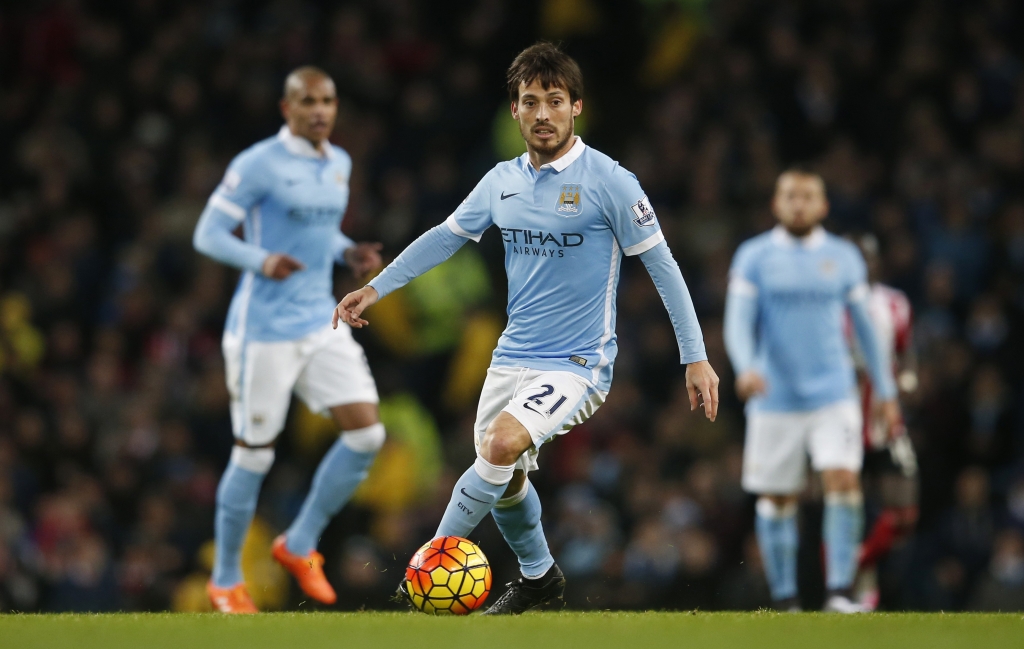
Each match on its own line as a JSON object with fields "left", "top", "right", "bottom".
{"left": 724, "top": 169, "right": 900, "bottom": 613}
{"left": 193, "top": 67, "right": 384, "bottom": 613}
{"left": 335, "top": 43, "right": 720, "bottom": 615}
{"left": 849, "top": 234, "right": 919, "bottom": 611}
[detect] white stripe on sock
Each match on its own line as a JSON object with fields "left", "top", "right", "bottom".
{"left": 341, "top": 423, "right": 386, "bottom": 453}
{"left": 230, "top": 446, "right": 275, "bottom": 474}
{"left": 756, "top": 497, "right": 798, "bottom": 519}
{"left": 473, "top": 456, "right": 514, "bottom": 486}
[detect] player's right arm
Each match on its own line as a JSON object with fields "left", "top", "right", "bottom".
{"left": 723, "top": 241, "right": 765, "bottom": 401}
{"left": 334, "top": 171, "right": 495, "bottom": 328}
{"left": 193, "top": 151, "right": 304, "bottom": 279}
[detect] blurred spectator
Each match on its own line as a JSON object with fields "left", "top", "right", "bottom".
{"left": 968, "top": 529, "right": 1024, "bottom": 611}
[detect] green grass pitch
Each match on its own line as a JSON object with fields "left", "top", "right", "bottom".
{"left": 1, "top": 611, "right": 1021, "bottom": 649}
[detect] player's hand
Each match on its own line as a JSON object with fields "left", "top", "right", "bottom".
{"left": 686, "top": 360, "right": 720, "bottom": 422}
{"left": 875, "top": 398, "right": 903, "bottom": 439}
{"left": 262, "top": 253, "right": 305, "bottom": 280}
{"left": 735, "top": 370, "right": 767, "bottom": 401}
{"left": 343, "top": 242, "right": 384, "bottom": 280}
{"left": 333, "top": 286, "right": 379, "bottom": 329}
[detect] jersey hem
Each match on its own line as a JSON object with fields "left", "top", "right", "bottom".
{"left": 746, "top": 392, "right": 859, "bottom": 414}
{"left": 488, "top": 357, "right": 601, "bottom": 389}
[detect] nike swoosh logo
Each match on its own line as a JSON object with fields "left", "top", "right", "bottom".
{"left": 460, "top": 488, "right": 488, "bottom": 504}
{"left": 500, "top": 192, "right": 519, "bottom": 200}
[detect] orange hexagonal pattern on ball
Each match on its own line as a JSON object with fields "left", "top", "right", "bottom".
{"left": 404, "top": 536, "right": 491, "bottom": 615}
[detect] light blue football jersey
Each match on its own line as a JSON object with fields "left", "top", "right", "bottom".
{"left": 444, "top": 137, "right": 702, "bottom": 391}
{"left": 725, "top": 226, "right": 895, "bottom": 412}
{"left": 206, "top": 126, "right": 354, "bottom": 342}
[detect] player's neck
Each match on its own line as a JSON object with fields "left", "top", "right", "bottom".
{"left": 305, "top": 136, "right": 328, "bottom": 155}
{"left": 527, "top": 134, "right": 577, "bottom": 170}
{"left": 782, "top": 223, "right": 820, "bottom": 239}
{"left": 286, "top": 125, "right": 329, "bottom": 156}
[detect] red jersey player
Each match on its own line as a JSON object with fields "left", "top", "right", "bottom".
{"left": 848, "top": 234, "right": 918, "bottom": 610}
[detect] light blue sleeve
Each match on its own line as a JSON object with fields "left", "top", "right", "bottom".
{"left": 724, "top": 293, "right": 758, "bottom": 376}
{"left": 332, "top": 229, "right": 356, "bottom": 265}
{"left": 723, "top": 241, "right": 760, "bottom": 375}
{"left": 444, "top": 170, "right": 495, "bottom": 241}
{"left": 192, "top": 150, "right": 272, "bottom": 272}
{"left": 845, "top": 250, "right": 897, "bottom": 400}
{"left": 638, "top": 241, "right": 707, "bottom": 364}
{"left": 601, "top": 164, "right": 665, "bottom": 256}
{"left": 367, "top": 223, "right": 468, "bottom": 299}
{"left": 329, "top": 149, "right": 356, "bottom": 264}
{"left": 193, "top": 208, "right": 269, "bottom": 273}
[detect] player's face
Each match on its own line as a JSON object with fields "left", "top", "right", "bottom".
{"left": 511, "top": 80, "right": 582, "bottom": 158}
{"left": 772, "top": 173, "right": 829, "bottom": 236}
{"left": 281, "top": 77, "right": 338, "bottom": 146}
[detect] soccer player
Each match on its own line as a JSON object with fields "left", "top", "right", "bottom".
{"left": 193, "top": 67, "right": 386, "bottom": 613}
{"left": 723, "top": 169, "right": 901, "bottom": 613}
{"left": 850, "top": 234, "right": 918, "bottom": 611}
{"left": 334, "top": 43, "right": 720, "bottom": 614}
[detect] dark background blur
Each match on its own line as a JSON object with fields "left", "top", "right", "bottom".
{"left": 3, "top": 0, "right": 1024, "bottom": 613}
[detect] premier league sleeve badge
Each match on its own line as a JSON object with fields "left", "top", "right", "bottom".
{"left": 630, "top": 195, "right": 657, "bottom": 227}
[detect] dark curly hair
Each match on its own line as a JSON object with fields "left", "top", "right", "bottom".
{"left": 507, "top": 42, "right": 584, "bottom": 104}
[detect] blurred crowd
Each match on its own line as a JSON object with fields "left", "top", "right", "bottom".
{"left": 3, "top": 0, "right": 1024, "bottom": 613}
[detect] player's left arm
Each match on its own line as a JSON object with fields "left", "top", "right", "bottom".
{"left": 846, "top": 252, "right": 899, "bottom": 428}
{"left": 329, "top": 152, "right": 383, "bottom": 280}
{"left": 639, "top": 242, "right": 720, "bottom": 421}
{"left": 893, "top": 291, "right": 919, "bottom": 394}
{"left": 603, "top": 164, "right": 718, "bottom": 421}
{"left": 332, "top": 229, "right": 383, "bottom": 280}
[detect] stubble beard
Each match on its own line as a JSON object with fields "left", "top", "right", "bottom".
{"left": 522, "top": 119, "right": 574, "bottom": 157}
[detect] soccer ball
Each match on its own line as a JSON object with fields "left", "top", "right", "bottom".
{"left": 404, "top": 536, "right": 492, "bottom": 615}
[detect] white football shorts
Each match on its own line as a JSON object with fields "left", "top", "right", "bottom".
{"left": 742, "top": 399, "right": 863, "bottom": 494}
{"left": 474, "top": 366, "right": 606, "bottom": 473}
{"left": 222, "top": 324, "right": 379, "bottom": 446}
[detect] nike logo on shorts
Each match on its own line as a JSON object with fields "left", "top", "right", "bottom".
{"left": 460, "top": 488, "right": 488, "bottom": 503}
{"left": 500, "top": 191, "right": 519, "bottom": 200}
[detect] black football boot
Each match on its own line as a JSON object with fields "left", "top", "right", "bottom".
{"left": 391, "top": 579, "right": 413, "bottom": 608}
{"left": 480, "top": 563, "right": 566, "bottom": 615}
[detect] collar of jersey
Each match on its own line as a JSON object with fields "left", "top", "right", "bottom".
{"left": 277, "top": 125, "right": 336, "bottom": 160}
{"left": 525, "top": 136, "right": 585, "bottom": 173}
{"left": 770, "top": 224, "right": 826, "bottom": 249}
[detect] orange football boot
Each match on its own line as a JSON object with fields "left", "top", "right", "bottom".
{"left": 272, "top": 534, "right": 337, "bottom": 604}
{"left": 207, "top": 581, "right": 259, "bottom": 614}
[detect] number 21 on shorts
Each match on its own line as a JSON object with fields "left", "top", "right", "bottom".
{"left": 522, "top": 384, "right": 567, "bottom": 418}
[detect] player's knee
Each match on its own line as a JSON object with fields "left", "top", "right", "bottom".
{"left": 230, "top": 445, "right": 276, "bottom": 474}
{"left": 757, "top": 495, "right": 798, "bottom": 515}
{"left": 477, "top": 413, "right": 528, "bottom": 464}
{"left": 341, "top": 423, "right": 386, "bottom": 454}
{"left": 479, "top": 424, "right": 530, "bottom": 466}
{"left": 822, "top": 469, "right": 860, "bottom": 494}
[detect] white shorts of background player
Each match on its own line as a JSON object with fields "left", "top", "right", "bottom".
{"left": 222, "top": 324, "right": 380, "bottom": 446}
{"left": 473, "top": 366, "right": 607, "bottom": 474}
{"left": 742, "top": 399, "right": 863, "bottom": 494}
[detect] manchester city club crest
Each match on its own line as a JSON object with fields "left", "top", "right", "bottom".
{"left": 556, "top": 183, "right": 583, "bottom": 217}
